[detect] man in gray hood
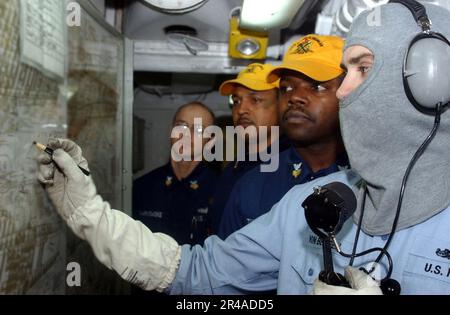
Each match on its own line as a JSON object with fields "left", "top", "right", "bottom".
{"left": 337, "top": 1, "right": 450, "bottom": 236}
{"left": 37, "top": 2, "right": 450, "bottom": 295}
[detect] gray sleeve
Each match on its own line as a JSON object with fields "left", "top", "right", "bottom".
{"left": 168, "top": 200, "right": 286, "bottom": 295}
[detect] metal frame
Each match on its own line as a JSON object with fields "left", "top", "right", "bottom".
{"left": 134, "top": 40, "right": 251, "bottom": 74}
{"left": 77, "top": 0, "right": 122, "bottom": 37}
{"left": 76, "top": 0, "right": 134, "bottom": 214}
{"left": 122, "top": 38, "right": 134, "bottom": 216}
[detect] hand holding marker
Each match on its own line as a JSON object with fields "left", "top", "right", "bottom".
{"left": 33, "top": 141, "right": 91, "bottom": 176}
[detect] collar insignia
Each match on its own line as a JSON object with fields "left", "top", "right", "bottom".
{"left": 436, "top": 248, "right": 450, "bottom": 260}
{"left": 190, "top": 180, "right": 199, "bottom": 190}
{"left": 165, "top": 176, "right": 173, "bottom": 187}
{"left": 292, "top": 163, "right": 302, "bottom": 178}
{"left": 338, "top": 165, "right": 349, "bottom": 171}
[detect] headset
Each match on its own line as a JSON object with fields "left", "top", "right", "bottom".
{"left": 391, "top": 0, "right": 450, "bottom": 115}
{"left": 303, "top": 0, "right": 450, "bottom": 295}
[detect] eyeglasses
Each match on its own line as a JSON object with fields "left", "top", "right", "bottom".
{"left": 173, "top": 122, "right": 204, "bottom": 136}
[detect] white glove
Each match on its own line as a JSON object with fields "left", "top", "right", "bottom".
{"left": 311, "top": 267, "right": 383, "bottom": 295}
{"left": 37, "top": 138, "right": 181, "bottom": 292}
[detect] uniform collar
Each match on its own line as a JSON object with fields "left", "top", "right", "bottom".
{"left": 164, "top": 161, "right": 207, "bottom": 183}
{"left": 233, "top": 135, "right": 291, "bottom": 171}
{"left": 287, "top": 146, "right": 350, "bottom": 177}
{"left": 233, "top": 159, "right": 260, "bottom": 172}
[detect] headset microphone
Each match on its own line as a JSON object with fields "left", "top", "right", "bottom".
{"left": 302, "top": 182, "right": 357, "bottom": 287}
{"left": 303, "top": 182, "right": 356, "bottom": 240}
{"left": 302, "top": 182, "right": 402, "bottom": 295}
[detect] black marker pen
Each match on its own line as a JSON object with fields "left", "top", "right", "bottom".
{"left": 33, "top": 141, "right": 91, "bottom": 176}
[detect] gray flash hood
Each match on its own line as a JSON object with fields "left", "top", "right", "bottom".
{"left": 340, "top": 3, "right": 450, "bottom": 235}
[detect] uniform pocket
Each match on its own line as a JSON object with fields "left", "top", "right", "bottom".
{"left": 402, "top": 234, "right": 450, "bottom": 295}
{"left": 291, "top": 250, "right": 322, "bottom": 287}
{"left": 292, "top": 235, "right": 355, "bottom": 290}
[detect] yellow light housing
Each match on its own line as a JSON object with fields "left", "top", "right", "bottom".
{"left": 228, "top": 17, "right": 268, "bottom": 60}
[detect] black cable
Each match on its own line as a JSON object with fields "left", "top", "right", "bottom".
{"left": 343, "top": 185, "right": 393, "bottom": 280}
{"left": 341, "top": 102, "right": 442, "bottom": 281}
{"left": 373, "top": 103, "right": 442, "bottom": 274}
{"left": 339, "top": 246, "right": 394, "bottom": 280}
{"left": 349, "top": 183, "right": 366, "bottom": 267}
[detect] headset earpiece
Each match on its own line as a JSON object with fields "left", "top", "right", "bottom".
{"left": 403, "top": 32, "right": 450, "bottom": 114}
{"left": 392, "top": 0, "right": 450, "bottom": 115}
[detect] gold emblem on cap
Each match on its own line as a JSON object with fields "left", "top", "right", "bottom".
{"left": 244, "top": 64, "right": 264, "bottom": 74}
{"left": 292, "top": 163, "right": 302, "bottom": 178}
{"left": 295, "top": 40, "right": 313, "bottom": 54}
{"left": 293, "top": 36, "right": 324, "bottom": 55}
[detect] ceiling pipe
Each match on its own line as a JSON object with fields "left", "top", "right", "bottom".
{"left": 285, "top": 0, "right": 322, "bottom": 31}
{"left": 333, "top": 0, "right": 389, "bottom": 36}
{"left": 331, "top": 0, "right": 450, "bottom": 37}
{"left": 239, "top": 0, "right": 307, "bottom": 32}
{"left": 139, "top": 0, "right": 209, "bottom": 14}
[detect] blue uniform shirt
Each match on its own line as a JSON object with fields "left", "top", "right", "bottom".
{"left": 217, "top": 146, "right": 349, "bottom": 239}
{"left": 208, "top": 135, "right": 291, "bottom": 234}
{"left": 133, "top": 162, "right": 218, "bottom": 245}
{"left": 208, "top": 160, "right": 260, "bottom": 234}
{"left": 168, "top": 170, "right": 450, "bottom": 295}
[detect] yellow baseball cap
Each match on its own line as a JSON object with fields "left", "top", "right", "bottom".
{"left": 219, "top": 63, "right": 279, "bottom": 96}
{"left": 267, "top": 35, "right": 345, "bottom": 83}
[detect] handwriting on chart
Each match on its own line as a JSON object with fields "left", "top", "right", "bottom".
{"left": 20, "top": 0, "right": 66, "bottom": 79}
{"left": 0, "top": 130, "right": 49, "bottom": 171}
{"left": 23, "top": 0, "right": 42, "bottom": 48}
{"left": 0, "top": 136, "right": 14, "bottom": 174}
{"left": 42, "top": 0, "right": 65, "bottom": 73}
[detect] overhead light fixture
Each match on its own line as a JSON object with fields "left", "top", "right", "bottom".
{"left": 228, "top": 17, "right": 268, "bottom": 59}
{"left": 236, "top": 39, "right": 260, "bottom": 56}
{"left": 240, "top": 0, "right": 306, "bottom": 32}
{"left": 141, "top": 0, "right": 209, "bottom": 14}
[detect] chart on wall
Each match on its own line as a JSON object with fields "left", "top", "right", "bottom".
{"left": 65, "top": 2, "right": 127, "bottom": 294}
{"left": 67, "top": 2, "right": 123, "bottom": 208}
{"left": 20, "top": 0, "right": 66, "bottom": 80}
{"left": 0, "top": 0, "right": 125, "bottom": 294}
{"left": 0, "top": 0, "right": 67, "bottom": 294}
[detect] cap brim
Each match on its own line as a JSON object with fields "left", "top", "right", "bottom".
{"left": 219, "top": 78, "right": 278, "bottom": 96}
{"left": 267, "top": 60, "right": 344, "bottom": 83}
